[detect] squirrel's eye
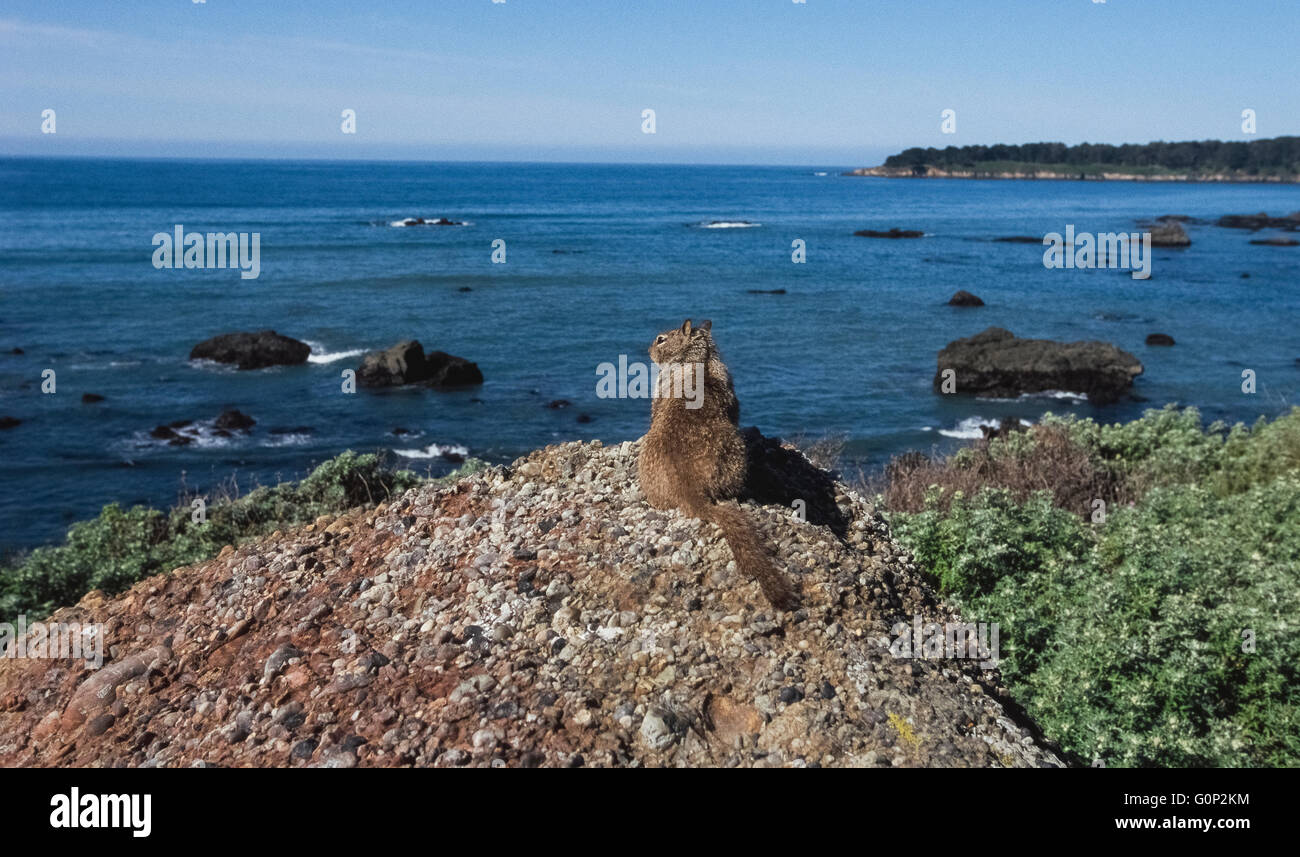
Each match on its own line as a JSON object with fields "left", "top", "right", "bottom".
{"left": 655, "top": 335, "right": 666, "bottom": 343}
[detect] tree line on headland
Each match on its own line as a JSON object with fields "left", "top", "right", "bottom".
{"left": 881, "top": 136, "right": 1300, "bottom": 177}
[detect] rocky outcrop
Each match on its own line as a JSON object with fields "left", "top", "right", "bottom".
{"left": 1147, "top": 221, "right": 1191, "bottom": 247}
{"left": 214, "top": 409, "right": 256, "bottom": 431}
{"left": 1249, "top": 237, "right": 1299, "bottom": 246}
{"left": 935, "top": 327, "right": 1143, "bottom": 405}
{"left": 0, "top": 416, "right": 20, "bottom": 429}
{"left": 190, "top": 331, "right": 310, "bottom": 371}
{"left": 1145, "top": 333, "right": 1176, "bottom": 346}
{"left": 148, "top": 411, "right": 256, "bottom": 446}
{"left": 854, "top": 228, "right": 924, "bottom": 239}
{"left": 947, "top": 290, "right": 984, "bottom": 307}
{"left": 1217, "top": 212, "right": 1300, "bottom": 231}
{"left": 355, "top": 341, "right": 483, "bottom": 389}
{"left": 0, "top": 434, "right": 1064, "bottom": 768}
{"left": 979, "top": 419, "right": 1028, "bottom": 441}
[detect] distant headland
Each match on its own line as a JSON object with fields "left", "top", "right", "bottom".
{"left": 848, "top": 136, "right": 1300, "bottom": 182}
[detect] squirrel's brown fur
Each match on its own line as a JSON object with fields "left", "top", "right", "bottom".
{"left": 637, "top": 319, "right": 798, "bottom": 610}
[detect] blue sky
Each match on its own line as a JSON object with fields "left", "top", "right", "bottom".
{"left": 1, "top": 0, "right": 1295, "bottom": 164}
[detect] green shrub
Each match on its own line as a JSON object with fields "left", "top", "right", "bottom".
{"left": 885, "top": 407, "right": 1300, "bottom": 767}
{"left": 0, "top": 452, "right": 485, "bottom": 622}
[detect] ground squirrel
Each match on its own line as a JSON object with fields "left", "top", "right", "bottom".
{"left": 637, "top": 319, "right": 798, "bottom": 610}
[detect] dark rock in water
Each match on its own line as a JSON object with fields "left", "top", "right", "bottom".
{"left": 392, "top": 427, "right": 411, "bottom": 435}
{"left": 1241, "top": 273, "right": 1251, "bottom": 278}
{"left": 169, "top": 420, "right": 192, "bottom": 429}
{"left": 356, "top": 340, "right": 433, "bottom": 387}
{"left": 190, "top": 330, "right": 310, "bottom": 370}
{"left": 547, "top": 400, "right": 572, "bottom": 409}
{"left": 993, "top": 236, "right": 1041, "bottom": 243}
{"left": 854, "top": 227, "right": 924, "bottom": 239}
{"left": 1154, "top": 214, "right": 1196, "bottom": 223}
{"left": 0, "top": 416, "right": 21, "bottom": 429}
{"left": 457, "top": 286, "right": 472, "bottom": 292}
{"left": 214, "top": 409, "right": 256, "bottom": 431}
{"left": 1217, "top": 212, "right": 1300, "bottom": 231}
{"left": 1249, "top": 237, "right": 1299, "bottom": 246}
{"left": 355, "top": 341, "right": 483, "bottom": 389}
{"left": 9, "top": 347, "right": 22, "bottom": 355}
{"left": 168, "top": 436, "right": 192, "bottom": 447}
{"left": 150, "top": 425, "right": 179, "bottom": 440}
{"left": 747, "top": 288, "right": 786, "bottom": 295}
{"left": 424, "top": 350, "right": 484, "bottom": 388}
{"left": 948, "top": 290, "right": 984, "bottom": 307}
{"left": 269, "top": 425, "right": 314, "bottom": 435}
{"left": 934, "top": 327, "right": 1143, "bottom": 405}
{"left": 979, "top": 419, "right": 1027, "bottom": 441}
{"left": 81, "top": 393, "right": 105, "bottom": 404}
{"left": 212, "top": 429, "right": 232, "bottom": 438}
{"left": 1145, "top": 333, "right": 1176, "bottom": 346}
{"left": 394, "top": 217, "right": 465, "bottom": 227}
{"left": 1147, "top": 221, "right": 1191, "bottom": 247}
{"left": 576, "top": 413, "right": 593, "bottom": 424}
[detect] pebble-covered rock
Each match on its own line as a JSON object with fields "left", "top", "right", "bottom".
{"left": 0, "top": 433, "right": 1064, "bottom": 768}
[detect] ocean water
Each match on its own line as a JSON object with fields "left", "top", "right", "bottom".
{"left": 1, "top": 157, "right": 1298, "bottom": 553}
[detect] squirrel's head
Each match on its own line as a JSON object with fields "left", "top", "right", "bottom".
{"left": 649, "top": 318, "right": 713, "bottom": 364}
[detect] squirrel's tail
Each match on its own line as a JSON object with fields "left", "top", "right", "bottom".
{"left": 693, "top": 498, "right": 798, "bottom": 611}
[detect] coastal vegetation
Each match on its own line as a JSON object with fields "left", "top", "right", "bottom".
{"left": 887, "top": 137, "right": 1300, "bottom": 174}
{"left": 0, "top": 452, "right": 484, "bottom": 622}
{"left": 865, "top": 136, "right": 1300, "bottom": 180}
{"left": 878, "top": 405, "right": 1300, "bottom": 767}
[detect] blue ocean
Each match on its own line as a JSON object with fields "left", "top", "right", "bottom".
{"left": 2, "top": 157, "right": 1298, "bottom": 553}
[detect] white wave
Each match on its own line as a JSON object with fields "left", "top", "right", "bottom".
{"left": 813, "top": 171, "right": 829, "bottom": 176}
{"left": 393, "top": 442, "right": 469, "bottom": 460}
{"left": 975, "top": 390, "right": 1088, "bottom": 403}
{"left": 938, "top": 417, "right": 1032, "bottom": 440}
{"left": 71, "top": 359, "right": 143, "bottom": 370}
{"left": 262, "top": 432, "right": 313, "bottom": 447}
{"left": 695, "top": 220, "right": 761, "bottom": 229}
{"left": 187, "top": 357, "right": 240, "bottom": 374}
{"left": 305, "top": 342, "right": 366, "bottom": 364}
{"left": 131, "top": 423, "right": 234, "bottom": 450}
{"left": 1025, "top": 390, "right": 1087, "bottom": 402}
{"left": 389, "top": 217, "right": 470, "bottom": 227}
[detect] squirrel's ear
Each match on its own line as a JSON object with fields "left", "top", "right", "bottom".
{"left": 698, "top": 319, "right": 712, "bottom": 332}
{"left": 679, "top": 319, "right": 692, "bottom": 335}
